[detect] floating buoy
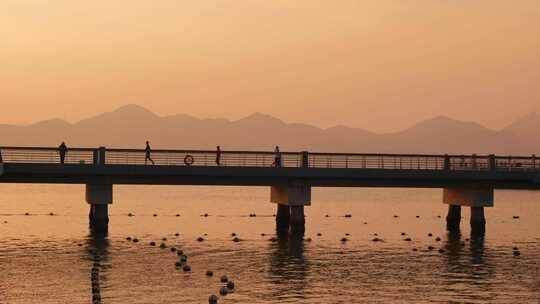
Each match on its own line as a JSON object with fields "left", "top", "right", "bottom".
{"left": 437, "top": 215, "right": 441, "bottom": 218}
{"left": 128, "top": 213, "right": 133, "bottom": 217}
{"left": 197, "top": 237, "right": 204, "bottom": 242}
{"left": 182, "top": 265, "right": 191, "bottom": 272}
{"left": 132, "top": 238, "right": 139, "bottom": 243}
{"left": 341, "top": 237, "right": 348, "bottom": 242}
{"left": 24, "top": 212, "right": 30, "bottom": 216}
{"left": 401, "top": 232, "right": 406, "bottom": 236}
{"left": 513, "top": 246, "right": 519, "bottom": 251}
{"left": 126, "top": 237, "right": 132, "bottom": 241}
{"left": 412, "top": 248, "right": 418, "bottom": 252}
{"left": 344, "top": 214, "right": 352, "bottom": 218}
{"left": 394, "top": 215, "right": 398, "bottom": 218}
{"left": 364, "top": 222, "right": 367, "bottom": 225}
{"left": 203, "top": 213, "right": 209, "bottom": 217}
{"left": 372, "top": 238, "right": 382, "bottom": 242}
{"left": 345, "top": 233, "right": 350, "bottom": 236}
{"left": 513, "top": 216, "right": 520, "bottom": 219}
{"left": 209, "top": 294, "right": 218, "bottom": 304}
{"left": 435, "top": 237, "right": 441, "bottom": 242}
{"left": 428, "top": 246, "right": 435, "bottom": 250}
{"left": 153, "top": 214, "right": 157, "bottom": 217}
{"left": 177, "top": 250, "right": 184, "bottom": 256}
{"left": 404, "top": 238, "right": 412, "bottom": 242}
{"left": 176, "top": 214, "right": 180, "bottom": 217}
{"left": 49, "top": 212, "right": 54, "bottom": 216}
{"left": 231, "top": 233, "right": 236, "bottom": 237}
{"left": 175, "top": 233, "right": 180, "bottom": 236}
{"left": 219, "top": 287, "right": 229, "bottom": 296}
{"left": 305, "top": 238, "right": 312, "bottom": 242}
{"left": 232, "top": 237, "right": 240, "bottom": 242}
{"left": 325, "top": 215, "right": 330, "bottom": 218}
{"left": 162, "top": 237, "right": 167, "bottom": 241}
{"left": 428, "top": 233, "right": 433, "bottom": 237}
{"left": 416, "top": 216, "right": 420, "bottom": 218}
{"left": 249, "top": 213, "right": 256, "bottom": 217}
{"left": 150, "top": 241, "right": 156, "bottom": 246}
{"left": 220, "top": 275, "right": 229, "bottom": 283}
{"left": 226, "top": 281, "right": 235, "bottom": 290}
{"left": 170, "top": 247, "right": 176, "bottom": 252}
{"left": 206, "top": 270, "right": 214, "bottom": 277}
{"left": 261, "top": 233, "right": 266, "bottom": 237}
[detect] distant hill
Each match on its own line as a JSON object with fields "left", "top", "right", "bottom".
{"left": 0, "top": 104, "right": 538, "bottom": 154}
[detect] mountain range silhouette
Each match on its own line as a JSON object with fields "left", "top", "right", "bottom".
{"left": 0, "top": 104, "right": 538, "bottom": 154}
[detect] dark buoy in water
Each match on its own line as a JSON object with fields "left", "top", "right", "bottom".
{"left": 162, "top": 237, "right": 167, "bottom": 241}
{"left": 249, "top": 213, "right": 256, "bottom": 217}
{"left": 513, "top": 250, "right": 521, "bottom": 256}
{"left": 153, "top": 214, "right": 157, "bottom": 217}
{"left": 128, "top": 213, "right": 133, "bottom": 217}
{"left": 513, "top": 246, "right": 519, "bottom": 251}
{"left": 412, "top": 248, "right": 418, "bottom": 252}
{"left": 305, "top": 238, "right": 312, "bottom": 242}
{"left": 341, "top": 237, "right": 348, "bottom": 242}
{"left": 150, "top": 241, "right": 156, "bottom": 246}
{"left": 416, "top": 215, "right": 420, "bottom": 218}
{"left": 220, "top": 275, "right": 229, "bottom": 283}
{"left": 49, "top": 212, "right": 54, "bottom": 216}
{"left": 232, "top": 237, "right": 240, "bottom": 242}
{"left": 231, "top": 233, "right": 236, "bottom": 237}
{"left": 209, "top": 294, "right": 218, "bottom": 304}
{"left": 206, "top": 270, "right": 214, "bottom": 277}
{"left": 345, "top": 233, "right": 350, "bottom": 236}
{"left": 261, "top": 233, "right": 266, "bottom": 237}
{"left": 345, "top": 214, "right": 352, "bottom": 218}
{"left": 126, "top": 237, "right": 132, "bottom": 241}
{"left": 170, "top": 247, "right": 176, "bottom": 252}
{"left": 219, "top": 287, "right": 229, "bottom": 296}
{"left": 364, "top": 222, "right": 368, "bottom": 225}
{"left": 197, "top": 237, "right": 204, "bottom": 242}
{"left": 325, "top": 214, "right": 330, "bottom": 218}
{"left": 175, "top": 233, "right": 180, "bottom": 236}
{"left": 226, "top": 280, "right": 235, "bottom": 290}
{"left": 404, "top": 238, "right": 412, "bottom": 242}
{"left": 203, "top": 213, "right": 209, "bottom": 217}
{"left": 428, "top": 246, "right": 435, "bottom": 250}
{"left": 317, "top": 233, "right": 322, "bottom": 236}
{"left": 394, "top": 215, "right": 398, "bottom": 218}
{"left": 513, "top": 216, "right": 520, "bottom": 219}
{"left": 176, "top": 214, "right": 180, "bottom": 217}
{"left": 372, "top": 238, "right": 382, "bottom": 242}
{"left": 401, "top": 232, "right": 406, "bottom": 236}
{"left": 24, "top": 212, "right": 30, "bottom": 216}
{"left": 182, "top": 265, "right": 191, "bottom": 272}
{"left": 435, "top": 237, "right": 441, "bottom": 242}
{"left": 428, "top": 233, "right": 433, "bottom": 237}
{"left": 133, "top": 238, "right": 139, "bottom": 243}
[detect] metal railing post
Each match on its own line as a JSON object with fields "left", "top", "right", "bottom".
{"left": 301, "top": 151, "right": 309, "bottom": 168}
{"left": 489, "top": 154, "right": 496, "bottom": 171}
{"left": 98, "top": 147, "right": 106, "bottom": 165}
{"left": 444, "top": 154, "right": 450, "bottom": 171}
{"left": 533, "top": 154, "right": 536, "bottom": 169}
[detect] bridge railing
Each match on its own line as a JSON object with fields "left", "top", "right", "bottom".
{"left": 0, "top": 147, "right": 96, "bottom": 164}
{"left": 104, "top": 149, "right": 302, "bottom": 168}
{"left": 0, "top": 146, "right": 538, "bottom": 171}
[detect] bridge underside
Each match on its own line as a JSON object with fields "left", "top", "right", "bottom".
{"left": 1, "top": 164, "right": 540, "bottom": 189}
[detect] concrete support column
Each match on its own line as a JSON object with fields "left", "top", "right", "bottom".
{"left": 275, "top": 204, "right": 290, "bottom": 235}
{"left": 470, "top": 207, "right": 486, "bottom": 236}
{"left": 86, "top": 184, "right": 113, "bottom": 232}
{"left": 271, "top": 183, "right": 311, "bottom": 235}
{"left": 446, "top": 204, "right": 461, "bottom": 232}
{"left": 289, "top": 206, "right": 305, "bottom": 235}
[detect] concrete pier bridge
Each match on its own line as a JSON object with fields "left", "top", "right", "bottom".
{"left": 1, "top": 146, "right": 540, "bottom": 234}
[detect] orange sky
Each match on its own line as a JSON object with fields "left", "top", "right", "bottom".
{"left": 1, "top": 0, "right": 539, "bottom": 131}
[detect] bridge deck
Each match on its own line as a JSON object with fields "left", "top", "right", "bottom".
{"left": 1, "top": 146, "right": 539, "bottom": 189}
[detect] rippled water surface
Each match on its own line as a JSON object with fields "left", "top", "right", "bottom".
{"left": 1, "top": 185, "right": 539, "bottom": 303}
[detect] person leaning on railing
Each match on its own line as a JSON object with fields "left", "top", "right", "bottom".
{"left": 58, "top": 142, "right": 68, "bottom": 164}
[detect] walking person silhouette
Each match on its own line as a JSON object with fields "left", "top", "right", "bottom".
{"left": 145, "top": 141, "right": 155, "bottom": 165}
{"left": 58, "top": 142, "right": 68, "bottom": 164}
{"left": 216, "top": 146, "right": 222, "bottom": 166}
{"left": 273, "top": 146, "right": 282, "bottom": 168}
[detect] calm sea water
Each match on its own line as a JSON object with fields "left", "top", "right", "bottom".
{"left": 0, "top": 184, "right": 539, "bottom": 304}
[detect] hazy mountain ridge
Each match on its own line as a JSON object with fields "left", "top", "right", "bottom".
{"left": 0, "top": 104, "right": 538, "bottom": 154}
